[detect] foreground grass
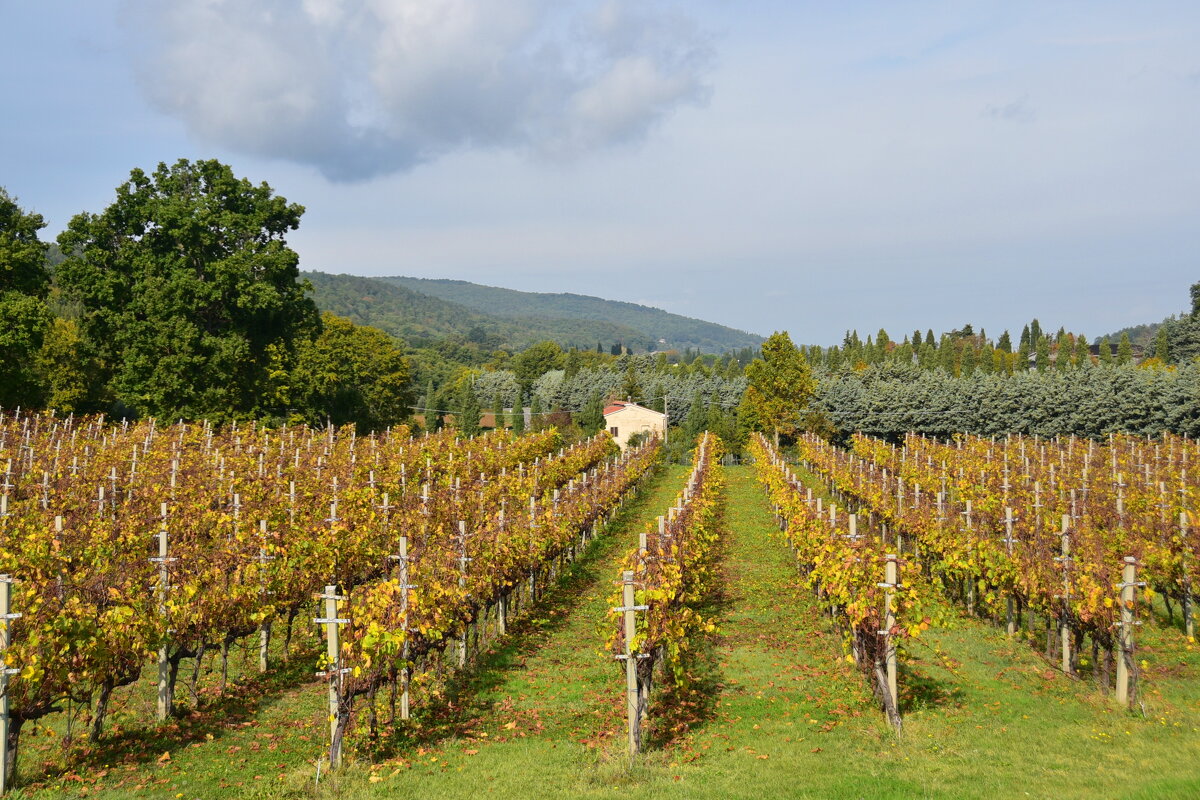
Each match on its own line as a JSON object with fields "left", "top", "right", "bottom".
{"left": 14, "top": 465, "right": 1200, "bottom": 798}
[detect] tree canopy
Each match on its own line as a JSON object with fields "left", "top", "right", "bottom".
{"left": 56, "top": 159, "right": 318, "bottom": 420}
{"left": 744, "top": 331, "right": 814, "bottom": 445}
{"left": 0, "top": 189, "right": 51, "bottom": 408}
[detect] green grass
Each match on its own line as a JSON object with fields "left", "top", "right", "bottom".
{"left": 12, "top": 465, "right": 1200, "bottom": 799}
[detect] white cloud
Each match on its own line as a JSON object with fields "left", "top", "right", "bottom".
{"left": 124, "top": 0, "right": 712, "bottom": 180}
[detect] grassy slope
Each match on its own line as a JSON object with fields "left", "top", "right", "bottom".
{"left": 17, "top": 466, "right": 1200, "bottom": 799}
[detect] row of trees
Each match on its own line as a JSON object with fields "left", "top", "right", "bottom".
{"left": 809, "top": 361, "right": 1200, "bottom": 441}
{"left": 810, "top": 324, "right": 1148, "bottom": 377}
{"left": 1, "top": 163, "right": 413, "bottom": 429}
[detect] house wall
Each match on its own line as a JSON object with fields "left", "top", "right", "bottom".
{"left": 603, "top": 405, "right": 667, "bottom": 450}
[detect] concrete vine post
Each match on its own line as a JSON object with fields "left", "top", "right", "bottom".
{"left": 457, "top": 520, "right": 471, "bottom": 669}
{"left": 881, "top": 555, "right": 900, "bottom": 723}
{"left": 1, "top": 575, "right": 20, "bottom": 795}
{"left": 1057, "top": 515, "right": 1073, "bottom": 675}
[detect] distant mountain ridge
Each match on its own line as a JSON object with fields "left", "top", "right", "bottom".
{"left": 303, "top": 272, "right": 762, "bottom": 354}
{"left": 379, "top": 276, "right": 762, "bottom": 352}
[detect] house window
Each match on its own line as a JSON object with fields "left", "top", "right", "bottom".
{"left": 610, "top": 426, "right": 619, "bottom": 436}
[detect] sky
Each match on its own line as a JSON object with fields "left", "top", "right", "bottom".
{"left": 2, "top": 1, "right": 1198, "bottom": 345}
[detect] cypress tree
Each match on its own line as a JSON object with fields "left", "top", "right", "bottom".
{"left": 1035, "top": 336, "right": 1051, "bottom": 373}
{"left": 458, "top": 380, "right": 481, "bottom": 436}
{"left": 978, "top": 342, "right": 995, "bottom": 374}
{"left": 1019, "top": 324, "right": 1031, "bottom": 351}
{"left": 939, "top": 336, "right": 958, "bottom": 375}
{"left": 1054, "top": 330, "right": 1071, "bottom": 370}
{"left": 1155, "top": 327, "right": 1170, "bottom": 362}
{"left": 492, "top": 391, "right": 504, "bottom": 430}
{"left": 529, "top": 393, "right": 543, "bottom": 431}
{"left": 997, "top": 330, "right": 1013, "bottom": 353}
{"left": 925, "top": 329, "right": 936, "bottom": 347}
{"left": 512, "top": 393, "right": 526, "bottom": 434}
{"left": 1074, "top": 334, "right": 1091, "bottom": 367}
{"left": 1030, "top": 318, "right": 1043, "bottom": 344}
{"left": 1017, "top": 338, "right": 1031, "bottom": 371}
{"left": 961, "top": 343, "right": 978, "bottom": 376}
{"left": 1098, "top": 337, "right": 1113, "bottom": 364}
{"left": 1117, "top": 332, "right": 1134, "bottom": 365}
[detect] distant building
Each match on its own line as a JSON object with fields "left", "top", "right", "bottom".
{"left": 602, "top": 401, "right": 667, "bottom": 451}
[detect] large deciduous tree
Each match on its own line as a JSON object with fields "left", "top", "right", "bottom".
{"left": 744, "top": 331, "right": 814, "bottom": 446}
{"left": 0, "top": 188, "right": 52, "bottom": 408}
{"left": 56, "top": 159, "right": 318, "bottom": 420}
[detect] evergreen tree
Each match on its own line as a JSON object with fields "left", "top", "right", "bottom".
{"left": 1030, "top": 318, "right": 1043, "bottom": 345}
{"left": 925, "top": 329, "right": 936, "bottom": 347}
{"left": 978, "top": 342, "right": 995, "bottom": 374}
{"left": 1017, "top": 338, "right": 1031, "bottom": 371}
{"left": 457, "top": 379, "right": 481, "bottom": 436}
{"left": 578, "top": 389, "right": 604, "bottom": 434}
{"left": 529, "top": 393, "right": 543, "bottom": 431}
{"left": 564, "top": 348, "right": 582, "bottom": 379}
{"left": 1155, "top": 327, "right": 1170, "bottom": 362}
{"left": 1098, "top": 337, "right": 1113, "bottom": 364}
{"left": 1035, "top": 335, "right": 1051, "bottom": 373}
{"left": 492, "top": 391, "right": 504, "bottom": 430}
{"left": 997, "top": 330, "right": 1013, "bottom": 353}
{"left": 1074, "top": 334, "right": 1091, "bottom": 367}
{"left": 1117, "top": 332, "right": 1134, "bottom": 365}
{"left": 512, "top": 393, "right": 526, "bottom": 434}
{"left": 1054, "top": 330, "right": 1071, "bottom": 371}
{"left": 938, "top": 335, "right": 958, "bottom": 375}
{"left": 1019, "top": 324, "right": 1031, "bottom": 351}
{"left": 621, "top": 366, "right": 643, "bottom": 403}
{"left": 961, "top": 343, "right": 977, "bottom": 376}
{"left": 912, "top": 330, "right": 923, "bottom": 350}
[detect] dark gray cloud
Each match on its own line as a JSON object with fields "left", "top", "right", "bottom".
{"left": 124, "top": 0, "right": 713, "bottom": 181}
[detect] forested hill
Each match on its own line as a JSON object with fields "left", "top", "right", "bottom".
{"left": 304, "top": 271, "right": 658, "bottom": 352}
{"left": 378, "top": 275, "right": 763, "bottom": 353}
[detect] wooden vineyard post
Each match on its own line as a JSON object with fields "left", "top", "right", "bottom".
{"left": 457, "top": 520, "right": 472, "bottom": 669}
{"left": 315, "top": 585, "right": 348, "bottom": 769}
{"left": 1, "top": 575, "right": 20, "bottom": 796}
{"left": 617, "top": 570, "right": 648, "bottom": 758}
{"left": 878, "top": 555, "right": 900, "bottom": 729}
{"left": 1182, "top": 512, "right": 1194, "bottom": 640}
{"left": 389, "top": 534, "right": 415, "bottom": 721}
{"left": 152, "top": 503, "right": 175, "bottom": 722}
{"left": 1005, "top": 507, "right": 1017, "bottom": 636}
{"left": 1115, "top": 557, "right": 1142, "bottom": 708}
{"left": 258, "top": 519, "right": 274, "bottom": 673}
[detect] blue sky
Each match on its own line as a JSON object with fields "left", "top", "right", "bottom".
{"left": 3, "top": 1, "right": 1198, "bottom": 344}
